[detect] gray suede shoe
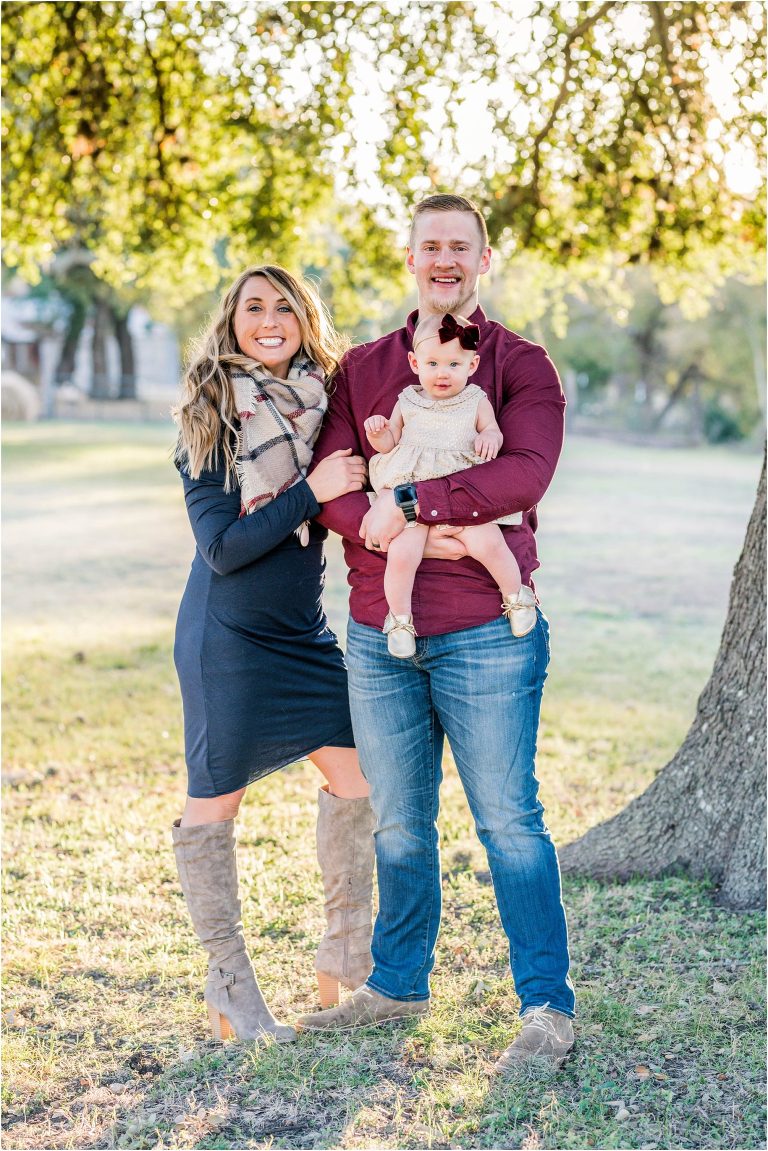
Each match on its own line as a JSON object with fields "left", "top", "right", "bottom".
{"left": 297, "top": 984, "right": 429, "bottom": 1031}
{"left": 494, "top": 1005, "right": 574, "bottom": 1073}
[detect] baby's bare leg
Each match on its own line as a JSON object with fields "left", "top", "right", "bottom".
{"left": 384, "top": 524, "right": 430, "bottom": 616}
{"left": 460, "top": 523, "right": 522, "bottom": 595}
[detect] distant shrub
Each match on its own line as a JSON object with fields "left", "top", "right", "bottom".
{"left": 704, "top": 400, "right": 745, "bottom": 444}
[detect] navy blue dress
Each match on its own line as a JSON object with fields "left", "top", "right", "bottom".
{"left": 174, "top": 461, "right": 355, "bottom": 798}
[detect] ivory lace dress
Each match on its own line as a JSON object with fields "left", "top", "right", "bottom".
{"left": 368, "top": 384, "right": 522, "bottom": 526}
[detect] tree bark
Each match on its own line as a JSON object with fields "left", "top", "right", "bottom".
{"left": 113, "top": 309, "right": 137, "bottom": 400}
{"left": 90, "top": 299, "right": 112, "bottom": 398}
{"left": 560, "top": 453, "right": 766, "bottom": 910}
{"left": 54, "top": 298, "right": 86, "bottom": 385}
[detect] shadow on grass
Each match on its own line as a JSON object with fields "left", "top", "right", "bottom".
{"left": 77, "top": 1017, "right": 446, "bottom": 1150}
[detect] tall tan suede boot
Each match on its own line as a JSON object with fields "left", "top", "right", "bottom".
{"left": 172, "top": 819, "right": 296, "bottom": 1044}
{"left": 314, "top": 787, "right": 376, "bottom": 1008}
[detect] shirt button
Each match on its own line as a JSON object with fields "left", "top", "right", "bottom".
{"left": 472, "top": 511, "right": 478, "bottom": 517}
{"left": 431, "top": 510, "right": 438, "bottom": 517}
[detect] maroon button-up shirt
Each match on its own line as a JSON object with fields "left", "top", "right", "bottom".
{"left": 313, "top": 306, "right": 565, "bottom": 636}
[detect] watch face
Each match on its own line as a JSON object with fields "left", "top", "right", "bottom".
{"left": 394, "top": 483, "right": 418, "bottom": 506}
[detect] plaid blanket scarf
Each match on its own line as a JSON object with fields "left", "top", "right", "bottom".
{"left": 232, "top": 357, "right": 327, "bottom": 529}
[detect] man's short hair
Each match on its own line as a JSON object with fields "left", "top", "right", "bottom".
{"left": 409, "top": 194, "right": 489, "bottom": 249}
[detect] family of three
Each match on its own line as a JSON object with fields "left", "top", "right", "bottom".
{"left": 171, "top": 194, "right": 576, "bottom": 1073}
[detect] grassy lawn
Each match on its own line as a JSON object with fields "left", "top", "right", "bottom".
{"left": 2, "top": 421, "right": 765, "bottom": 1151}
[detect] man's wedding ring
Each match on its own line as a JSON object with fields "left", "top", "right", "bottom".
{"left": 371, "top": 540, "right": 382, "bottom": 548}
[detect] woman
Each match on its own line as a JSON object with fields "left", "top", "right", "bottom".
{"left": 172, "top": 265, "right": 373, "bottom": 1044}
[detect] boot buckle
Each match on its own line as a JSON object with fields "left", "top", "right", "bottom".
{"left": 210, "top": 968, "right": 237, "bottom": 989}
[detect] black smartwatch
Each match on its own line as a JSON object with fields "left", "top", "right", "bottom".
{"left": 393, "top": 483, "right": 419, "bottom": 527}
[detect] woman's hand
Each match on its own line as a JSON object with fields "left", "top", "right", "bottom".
{"left": 306, "top": 449, "right": 367, "bottom": 503}
{"left": 423, "top": 525, "right": 467, "bottom": 561}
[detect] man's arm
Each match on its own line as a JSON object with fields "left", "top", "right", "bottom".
{"left": 421, "top": 344, "right": 565, "bottom": 524}
{"left": 360, "top": 343, "right": 565, "bottom": 547}
{"left": 312, "top": 357, "right": 371, "bottom": 539}
{"left": 417, "top": 345, "right": 565, "bottom": 524}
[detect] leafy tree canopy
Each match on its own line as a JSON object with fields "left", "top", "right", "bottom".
{"left": 2, "top": 1, "right": 765, "bottom": 318}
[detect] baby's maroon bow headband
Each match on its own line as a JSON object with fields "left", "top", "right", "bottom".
{"left": 438, "top": 313, "right": 480, "bottom": 351}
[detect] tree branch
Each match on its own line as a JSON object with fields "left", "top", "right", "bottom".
{"left": 524, "top": 1, "right": 617, "bottom": 243}
{"left": 137, "top": 9, "right": 171, "bottom": 189}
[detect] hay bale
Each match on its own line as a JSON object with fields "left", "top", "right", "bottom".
{"left": 2, "top": 370, "right": 41, "bottom": 421}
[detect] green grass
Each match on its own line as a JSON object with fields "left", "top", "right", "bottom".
{"left": 2, "top": 422, "right": 765, "bottom": 1150}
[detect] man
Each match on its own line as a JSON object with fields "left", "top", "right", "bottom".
{"left": 298, "top": 194, "right": 575, "bottom": 1071}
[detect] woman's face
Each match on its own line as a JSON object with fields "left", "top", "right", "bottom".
{"left": 232, "top": 276, "right": 302, "bottom": 379}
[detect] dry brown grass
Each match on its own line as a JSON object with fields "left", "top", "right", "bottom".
{"left": 2, "top": 423, "right": 765, "bottom": 1150}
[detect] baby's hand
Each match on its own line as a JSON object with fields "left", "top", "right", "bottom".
{"left": 364, "top": 415, "right": 390, "bottom": 438}
{"left": 474, "top": 428, "right": 503, "bottom": 461}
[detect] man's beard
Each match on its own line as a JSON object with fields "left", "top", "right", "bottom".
{"left": 424, "top": 280, "right": 473, "bottom": 316}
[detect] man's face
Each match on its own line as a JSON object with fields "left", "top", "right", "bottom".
{"left": 406, "top": 210, "right": 491, "bottom": 316}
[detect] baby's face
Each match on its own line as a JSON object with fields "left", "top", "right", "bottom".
{"left": 407, "top": 335, "right": 480, "bottom": 400}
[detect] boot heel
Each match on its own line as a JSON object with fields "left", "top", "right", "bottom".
{"left": 317, "top": 971, "right": 341, "bottom": 1009}
{"left": 207, "top": 1002, "right": 235, "bottom": 1041}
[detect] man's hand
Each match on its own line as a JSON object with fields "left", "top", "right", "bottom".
{"left": 423, "top": 526, "right": 467, "bottom": 560}
{"left": 359, "top": 489, "right": 408, "bottom": 552}
{"left": 474, "top": 427, "right": 503, "bottom": 461}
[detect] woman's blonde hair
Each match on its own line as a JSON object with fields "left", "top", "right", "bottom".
{"left": 174, "top": 264, "right": 348, "bottom": 482}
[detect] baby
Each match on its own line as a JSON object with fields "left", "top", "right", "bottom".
{"left": 364, "top": 312, "right": 537, "bottom": 658}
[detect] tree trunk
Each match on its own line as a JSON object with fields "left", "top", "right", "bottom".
{"left": 90, "top": 300, "right": 112, "bottom": 398}
{"left": 54, "top": 298, "right": 86, "bottom": 385}
{"left": 744, "top": 315, "right": 767, "bottom": 422}
{"left": 689, "top": 378, "right": 705, "bottom": 444}
{"left": 562, "top": 367, "right": 579, "bottom": 431}
{"left": 559, "top": 453, "right": 766, "bottom": 910}
{"left": 650, "top": 363, "right": 695, "bottom": 432}
{"left": 113, "top": 309, "right": 137, "bottom": 400}
{"left": 631, "top": 309, "right": 662, "bottom": 428}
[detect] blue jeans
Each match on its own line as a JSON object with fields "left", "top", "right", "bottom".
{"left": 346, "top": 611, "right": 575, "bottom": 1018}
